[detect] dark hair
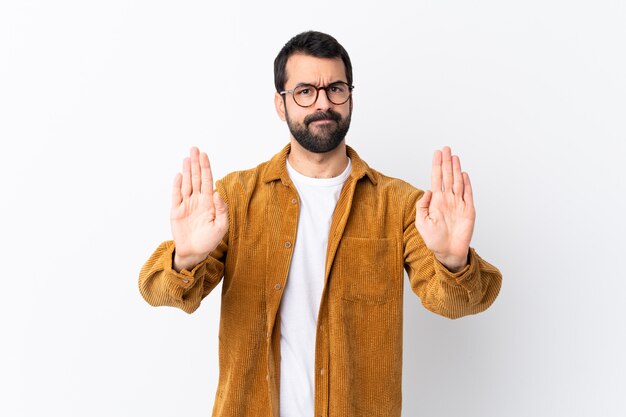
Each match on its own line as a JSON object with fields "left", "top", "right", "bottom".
{"left": 274, "top": 31, "right": 353, "bottom": 92}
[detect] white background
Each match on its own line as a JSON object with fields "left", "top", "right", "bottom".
{"left": 1, "top": 1, "right": 624, "bottom": 416}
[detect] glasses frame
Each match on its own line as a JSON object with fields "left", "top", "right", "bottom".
{"left": 280, "top": 81, "right": 355, "bottom": 107}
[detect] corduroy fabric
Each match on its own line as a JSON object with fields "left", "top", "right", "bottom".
{"left": 138, "top": 143, "right": 502, "bottom": 417}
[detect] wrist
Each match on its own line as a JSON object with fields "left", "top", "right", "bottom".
{"left": 434, "top": 251, "right": 469, "bottom": 273}
{"left": 172, "top": 250, "right": 206, "bottom": 273}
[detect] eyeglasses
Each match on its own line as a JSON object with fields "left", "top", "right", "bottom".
{"left": 280, "top": 81, "right": 354, "bottom": 107}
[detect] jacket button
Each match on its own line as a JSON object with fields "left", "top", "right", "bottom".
{"left": 284, "top": 241, "right": 292, "bottom": 248}
{"left": 181, "top": 279, "right": 189, "bottom": 284}
{"left": 275, "top": 283, "right": 281, "bottom": 290}
{"left": 291, "top": 198, "right": 297, "bottom": 204}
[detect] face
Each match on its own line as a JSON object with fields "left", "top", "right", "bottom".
{"left": 275, "top": 54, "right": 352, "bottom": 154}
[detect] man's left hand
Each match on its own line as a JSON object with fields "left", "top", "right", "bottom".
{"left": 415, "top": 146, "right": 475, "bottom": 273}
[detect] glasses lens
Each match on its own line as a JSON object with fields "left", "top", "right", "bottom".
{"left": 293, "top": 85, "right": 317, "bottom": 107}
{"left": 326, "top": 82, "right": 351, "bottom": 105}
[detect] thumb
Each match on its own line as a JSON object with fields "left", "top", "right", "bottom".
{"left": 415, "top": 190, "right": 432, "bottom": 221}
{"left": 213, "top": 192, "right": 228, "bottom": 215}
{"left": 213, "top": 192, "right": 229, "bottom": 233}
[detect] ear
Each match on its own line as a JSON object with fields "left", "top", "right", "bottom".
{"left": 275, "top": 92, "right": 286, "bottom": 121}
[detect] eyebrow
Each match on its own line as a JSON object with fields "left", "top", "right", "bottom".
{"left": 294, "top": 80, "right": 347, "bottom": 88}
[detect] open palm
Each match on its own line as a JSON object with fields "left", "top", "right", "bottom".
{"left": 171, "top": 147, "right": 228, "bottom": 271}
{"left": 415, "top": 146, "right": 475, "bottom": 272}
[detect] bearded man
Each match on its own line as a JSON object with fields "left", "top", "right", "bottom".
{"left": 139, "top": 30, "right": 502, "bottom": 417}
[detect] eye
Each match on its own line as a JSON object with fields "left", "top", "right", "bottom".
{"left": 295, "top": 86, "right": 314, "bottom": 96}
{"left": 329, "top": 83, "right": 346, "bottom": 94}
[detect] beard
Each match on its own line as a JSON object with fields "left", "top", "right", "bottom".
{"left": 285, "top": 107, "right": 351, "bottom": 154}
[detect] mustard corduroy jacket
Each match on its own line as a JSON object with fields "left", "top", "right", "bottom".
{"left": 139, "top": 143, "right": 502, "bottom": 417}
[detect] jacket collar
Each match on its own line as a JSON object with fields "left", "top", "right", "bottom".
{"left": 261, "top": 142, "right": 378, "bottom": 185}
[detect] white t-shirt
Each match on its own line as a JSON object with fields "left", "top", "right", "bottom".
{"left": 279, "top": 156, "right": 352, "bottom": 417}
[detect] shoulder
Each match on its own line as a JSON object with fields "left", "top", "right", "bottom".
{"left": 214, "top": 155, "right": 281, "bottom": 201}
{"left": 354, "top": 165, "right": 425, "bottom": 228}
{"left": 361, "top": 166, "right": 423, "bottom": 201}
{"left": 348, "top": 145, "right": 423, "bottom": 202}
{"left": 341, "top": 163, "right": 425, "bottom": 232}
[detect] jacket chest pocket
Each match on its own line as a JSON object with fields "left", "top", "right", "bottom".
{"left": 335, "top": 237, "right": 399, "bottom": 304}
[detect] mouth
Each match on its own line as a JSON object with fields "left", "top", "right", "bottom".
{"left": 309, "top": 119, "right": 336, "bottom": 125}
{"left": 304, "top": 110, "right": 342, "bottom": 127}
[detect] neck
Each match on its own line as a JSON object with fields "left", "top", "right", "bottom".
{"left": 287, "top": 139, "right": 349, "bottom": 178}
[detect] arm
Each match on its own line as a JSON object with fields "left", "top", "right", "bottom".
{"left": 403, "top": 190, "right": 502, "bottom": 319}
{"left": 138, "top": 147, "right": 230, "bottom": 314}
{"left": 138, "top": 236, "right": 227, "bottom": 314}
{"left": 406, "top": 146, "right": 502, "bottom": 319}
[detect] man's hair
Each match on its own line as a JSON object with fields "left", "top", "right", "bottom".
{"left": 274, "top": 31, "right": 353, "bottom": 93}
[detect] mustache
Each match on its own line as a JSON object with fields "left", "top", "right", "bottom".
{"left": 304, "top": 110, "right": 342, "bottom": 126}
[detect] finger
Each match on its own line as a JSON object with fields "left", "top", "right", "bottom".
{"left": 431, "top": 150, "right": 442, "bottom": 192}
{"left": 190, "top": 147, "right": 201, "bottom": 194}
{"left": 172, "top": 173, "right": 183, "bottom": 207}
{"left": 214, "top": 192, "right": 227, "bottom": 213}
{"left": 181, "top": 157, "right": 192, "bottom": 198}
{"left": 415, "top": 190, "right": 432, "bottom": 222}
{"left": 213, "top": 192, "right": 229, "bottom": 232}
{"left": 200, "top": 152, "right": 214, "bottom": 197}
{"left": 463, "top": 172, "right": 474, "bottom": 206}
{"left": 442, "top": 146, "right": 453, "bottom": 192}
{"left": 452, "top": 155, "right": 463, "bottom": 196}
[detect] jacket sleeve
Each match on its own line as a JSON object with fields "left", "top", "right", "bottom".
{"left": 403, "top": 189, "right": 502, "bottom": 319}
{"left": 138, "top": 238, "right": 227, "bottom": 314}
{"left": 138, "top": 181, "right": 229, "bottom": 314}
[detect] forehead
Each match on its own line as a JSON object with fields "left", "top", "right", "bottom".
{"left": 284, "top": 53, "right": 347, "bottom": 88}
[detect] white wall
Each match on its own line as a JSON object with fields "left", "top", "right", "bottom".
{"left": 1, "top": 1, "right": 624, "bottom": 416}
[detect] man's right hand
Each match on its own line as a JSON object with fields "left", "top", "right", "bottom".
{"left": 170, "top": 147, "right": 228, "bottom": 272}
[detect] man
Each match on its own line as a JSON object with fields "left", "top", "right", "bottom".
{"left": 139, "top": 31, "right": 502, "bottom": 417}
